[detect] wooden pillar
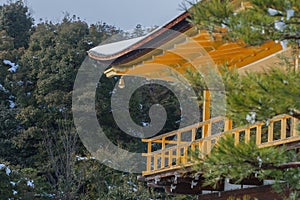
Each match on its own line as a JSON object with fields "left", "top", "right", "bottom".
{"left": 202, "top": 90, "right": 211, "bottom": 138}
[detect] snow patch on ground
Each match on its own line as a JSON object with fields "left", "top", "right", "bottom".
{"left": 0, "top": 163, "right": 11, "bottom": 176}
{"left": 17, "top": 81, "right": 24, "bottom": 86}
{"left": 267, "top": 8, "right": 281, "bottom": 16}
{"left": 6, "top": 166, "right": 11, "bottom": 175}
{"left": 0, "top": 83, "right": 8, "bottom": 93}
{"left": 286, "top": 9, "right": 294, "bottom": 20}
{"left": 0, "top": 163, "right": 5, "bottom": 170}
{"left": 3, "top": 60, "right": 19, "bottom": 73}
{"left": 76, "top": 156, "right": 96, "bottom": 161}
{"left": 274, "top": 21, "right": 285, "bottom": 31}
{"left": 27, "top": 180, "right": 34, "bottom": 188}
{"left": 8, "top": 100, "right": 15, "bottom": 108}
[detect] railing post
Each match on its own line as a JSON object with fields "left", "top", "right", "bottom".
{"left": 207, "top": 140, "right": 212, "bottom": 154}
{"left": 202, "top": 90, "right": 211, "bottom": 138}
{"left": 198, "top": 141, "right": 204, "bottom": 159}
{"left": 224, "top": 119, "right": 233, "bottom": 131}
{"left": 161, "top": 137, "right": 166, "bottom": 169}
{"left": 207, "top": 121, "right": 212, "bottom": 137}
{"left": 183, "top": 147, "right": 188, "bottom": 164}
{"left": 202, "top": 141, "right": 207, "bottom": 155}
{"left": 147, "top": 141, "right": 152, "bottom": 172}
{"left": 256, "top": 125, "right": 262, "bottom": 145}
{"left": 168, "top": 149, "right": 172, "bottom": 167}
{"left": 245, "top": 128, "right": 250, "bottom": 143}
{"left": 292, "top": 117, "right": 298, "bottom": 137}
{"left": 191, "top": 128, "right": 196, "bottom": 151}
{"left": 176, "top": 132, "right": 182, "bottom": 165}
{"left": 234, "top": 131, "right": 240, "bottom": 145}
{"left": 154, "top": 154, "right": 158, "bottom": 171}
{"left": 268, "top": 122, "right": 274, "bottom": 142}
{"left": 281, "top": 118, "right": 287, "bottom": 140}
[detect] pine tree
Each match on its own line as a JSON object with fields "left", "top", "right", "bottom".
{"left": 186, "top": 0, "right": 300, "bottom": 70}
{"left": 184, "top": 0, "right": 300, "bottom": 123}
{"left": 186, "top": 0, "right": 299, "bottom": 45}
{"left": 192, "top": 136, "right": 300, "bottom": 199}
{"left": 222, "top": 66, "right": 300, "bottom": 125}
{"left": 0, "top": 1, "right": 198, "bottom": 198}
{"left": 186, "top": 2, "right": 300, "bottom": 198}
{"left": 0, "top": 0, "right": 33, "bottom": 48}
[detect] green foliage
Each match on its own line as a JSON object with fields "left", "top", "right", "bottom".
{"left": 0, "top": 1, "right": 188, "bottom": 199}
{"left": 0, "top": 30, "right": 14, "bottom": 51}
{"left": 192, "top": 136, "right": 286, "bottom": 187}
{"left": 0, "top": 107, "right": 21, "bottom": 164}
{"left": 223, "top": 67, "right": 300, "bottom": 125}
{"left": 186, "top": 0, "right": 300, "bottom": 45}
{"left": 0, "top": 162, "right": 52, "bottom": 199}
{"left": 227, "top": 195, "right": 257, "bottom": 200}
{"left": 0, "top": 0, "right": 33, "bottom": 48}
{"left": 11, "top": 16, "right": 121, "bottom": 168}
{"left": 185, "top": 0, "right": 233, "bottom": 34}
{"left": 192, "top": 136, "right": 300, "bottom": 199}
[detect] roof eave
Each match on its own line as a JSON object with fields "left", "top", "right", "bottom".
{"left": 88, "top": 11, "right": 192, "bottom": 65}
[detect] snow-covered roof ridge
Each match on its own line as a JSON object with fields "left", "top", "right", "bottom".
{"left": 89, "top": 34, "right": 149, "bottom": 57}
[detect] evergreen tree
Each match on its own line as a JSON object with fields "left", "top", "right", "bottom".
{"left": 222, "top": 67, "right": 300, "bottom": 125}
{"left": 192, "top": 136, "right": 300, "bottom": 199}
{"left": 14, "top": 17, "right": 100, "bottom": 166}
{"left": 0, "top": 107, "right": 20, "bottom": 164}
{"left": 0, "top": 0, "right": 33, "bottom": 48}
{"left": 0, "top": 15, "right": 25, "bottom": 167}
{"left": 186, "top": 0, "right": 300, "bottom": 45}
{"left": 186, "top": 0, "right": 300, "bottom": 70}
{"left": 131, "top": 24, "right": 145, "bottom": 38}
{"left": 184, "top": 0, "right": 300, "bottom": 124}
{"left": 0, "top": 1, "right": 196, "bottom": 198}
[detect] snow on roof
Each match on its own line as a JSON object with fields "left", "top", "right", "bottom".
{"left": 88, "top": 11, "right": 189, "bottom": 60}
{"left": 89, "top": 35, "right": 148, "bottom": 57}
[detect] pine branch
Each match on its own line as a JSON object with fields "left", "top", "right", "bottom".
{"left": 290, "top": 108, "right": 300, "bottom": 119}
{"left": 244, "top": 160, "right": 300, "bottom": 170}
{"left": 283, "top": 35, "right": 300, "bottom": 40}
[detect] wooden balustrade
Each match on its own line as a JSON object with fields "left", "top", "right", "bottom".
{"left": 142, "top": 114, "right": 300, "bottom": 176}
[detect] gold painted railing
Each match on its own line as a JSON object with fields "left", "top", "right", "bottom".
{"left": 142, "top": 114, "right": 299, "bottom": 176}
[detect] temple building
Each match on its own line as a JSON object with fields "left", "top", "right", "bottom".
{"left": 88, "top": 8, "right": 299, "bottom": 200}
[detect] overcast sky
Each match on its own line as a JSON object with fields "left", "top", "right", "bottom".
{"left": 1, "top": 0, "right": 186, "bottom": 30}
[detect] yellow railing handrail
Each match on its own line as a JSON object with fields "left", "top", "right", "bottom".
{"left": 142, "top": 114, "right": 299, "bottom": 176}
{"left": 215, "top": 114, "right": 290, "bottom": 135}
{"left": 142, "top": 142, "right": 192, "bottom": 156}
{"left": 142, "top": 116, "right": 225, "bottom": 142}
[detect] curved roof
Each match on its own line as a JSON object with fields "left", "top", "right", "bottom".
{"left": 88, "top": 8, "right": 284, "bottom": 81}
{"left": 88, "top": 11, "right": 191, "bottom": 64}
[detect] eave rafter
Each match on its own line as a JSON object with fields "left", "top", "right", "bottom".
{"left": 104, "top": 28, "right": 283, "bottom": 81}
